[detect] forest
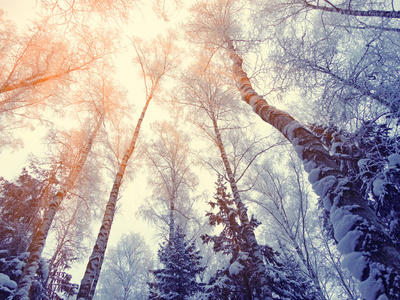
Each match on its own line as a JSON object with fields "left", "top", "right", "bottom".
{"left": 0, "top": 0, "right": 400, "bottom": 299}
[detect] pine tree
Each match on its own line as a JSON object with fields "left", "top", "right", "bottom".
{"left": 202, "top": 175, "right": 319, "bottom": 300}
{"left": 0, "top": 167, "right": 56, "bottom": 299}
{"left": 149, "top": 226, "right": 205, "bottom": 300}
{"left": 201, "top": 175, "right": 264, "bottom": 299}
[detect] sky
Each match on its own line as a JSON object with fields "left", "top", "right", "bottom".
{"left": 0, "top": 0, "right": 161, "bottom": 284}
{"left": 0, "top": 0, "right": 212, "bottom": 286}
{"left": 0, "top": 0, "right": 358, "bottom": 291}
{"left": 0, "top": 0, "right": 37, "bottom": 24}
{"left": 2, "top": 2, "right": 400, "bottom": 299}
{"left": 0, "top": 2, "right": 40, "bottom": 177}
{"left": 0, "top": 0, "right": 281, "bottom": 290}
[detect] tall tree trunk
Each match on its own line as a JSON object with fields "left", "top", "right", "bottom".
{"left": 302, "top": 2, "right": 400, "bottom": 19}
{"left": 211, "top": 115, "right": 273, "bottom": 299}
{"left": 87, "top": 254, "right": 104, "bottom": 300}
{"left": 13, "top": 117, "right": 102, "bottom": 300}
{"left": 76, "top": 93, "right": 153, "bottom": 300}
{"left": 227, "top": 40, "right": 400, "bottom": 299}
{"left": 77, "top": 35, "right": 175, "bottom": 297}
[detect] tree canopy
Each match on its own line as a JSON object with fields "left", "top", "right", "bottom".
{"left": 1, "top": 0, "right": 400, "bottom": 299}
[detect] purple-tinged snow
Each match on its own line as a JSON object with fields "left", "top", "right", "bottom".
{"left": 301, "top": 154, "right": 395, "bottom": 298}
{"left": 229, "top": 261, "right": 244, "bottom": 276}
{"left": 307, "top": 166, "right": 321, "bottom": 184}
{"left": 341, "top": 252, "right": 367, "bottom": 281}
{"left": 372, "top": 178, "right": 386, "bottom": 197}
{"left": 357, "top": 158, "right": 370, "bottom": 170}
{"left": 388, "top": 153, "right": 400, "bottom": 168}
{"left": 283, "top": 121, "right": 304, "bottom": 141}
{"left": 312, "top": 175, "right": 337, "bottom": 196}
{"left": 330, "top": 205, "right": 363, "bottom": 242}
{"left": 337, "top": 230, "right": 363, "bottom": 254}
{"left": 303, "top": 160, "right": 317, "bottom": 173}
{"left": 312, "top": 175, "right": 337, "bottom": 210}
{"left": 0, "top": 273, "right": 17, "bottom": 290}
{"left": 358, "top": 265, "right": 388, "bottom": 300}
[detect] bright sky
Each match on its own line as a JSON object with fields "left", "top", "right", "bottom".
{"left": 0, "top": 0, "right": 203, "bottom": 286}
{"left": 0, "top": 0, "right": 41, "bottom": 179}
{"left": 1, "top": 0, "right": 274, "bottom": 290}
{"left": 0, "top": 0, "right": 37, "bottom": 24}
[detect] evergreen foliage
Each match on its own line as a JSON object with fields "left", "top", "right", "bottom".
{"left": 0, "top": 168, "right": 50, "bottom": 299}
{"left": 0, "top": 167, "right": 77, "bottom": 299}
{"left": 311, "top": 122, "right": 400, "bottom": 243}
{"left": 3, "top": 1, "right": 400, "bottom": 298}
{"left": 202, "top": 175, "right": 319, "bottom": 300}
{"left": 149, "top": 226, "right": 205, "bottom": 300}
{"left": 0, "top": 168, "right": 48, "bottom": 256}
{"left": 46, "top": 268, "right": 78, "bottom": 299}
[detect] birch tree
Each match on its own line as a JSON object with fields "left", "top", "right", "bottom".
{"left": 228, "top": 29, "right": 400, "bottom": 300}
{"left": 251, "top": 152, "right": 360, "bottom": 299}
{"left": 0, "top": 167, "right": 60, "bottom": 299}
{"left": 95, "top": 233, "right": 153, "bottom": 300}
{"left": 44, "top": 154, "right": 107, "bottom": 299}
{"left": 188, "top": 0, "right": 400, "bottom": 298}
{"left": 11, "top": 62, "right": 125, "bottom": 299}
{"left": 12, "top": 118, "right": 102, "bottom": 300}
{"left": 77, "top": 34, "right": 179, "bottom": 300}
{"left": 257, "top": 0, "right": 400, "bottom": 124}
{"left": 138, "top": 121, "right": 201, "bottom": 240}
{"left": 177, "top": 60, "right": 277, "bottom": 297}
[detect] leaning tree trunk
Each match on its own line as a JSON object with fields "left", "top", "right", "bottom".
{"left": 211, "top": 115, "right": 273, "bottom": 299}
{"left": 302, "top": 2, "right": 400, "bottom": 19}
{"left": 227, "top": 40, "right": 400, "bottom": 300}
{"left": 76, "top": 92, "right": 154, "bottom": 300}
{"left": 13, "top": 117, "right": 102, "bottom": 300}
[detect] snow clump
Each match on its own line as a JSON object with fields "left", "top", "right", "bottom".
{"left": 341, "top": 252, "right": 367, "bottom": 281}
{"left": 312, "top": 175, "right": 337, "bottom": 199}
{"left": 358, "top": 266, "right": 386, "bottom": 300}
{"left": 388, "top": 153, "right": 400, "bottom": 168}
{"left": 0, "top": 273, "right": 17, "bottom": 290}
{"left": 372, "top": 178, "right": 386, "bottom": 197}
{"left": 229, "top": 261, "right": 244, "bottom": 276}
{"left": 330, "top": 205, "right": 363, "bottom": 242}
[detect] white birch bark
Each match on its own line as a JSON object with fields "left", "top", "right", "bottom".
{"left": 77, "top": 35, "right": 177, "bottom": 299}
{"left": 76, "top": 94, "right": 153, "bottom": 300}
{"left": 227, "top": 40, "right": 400, "bottom": 299}
{"left": 12, "top": 118, "right": 102, "bottom": 300}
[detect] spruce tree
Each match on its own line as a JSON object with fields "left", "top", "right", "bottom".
{"left": 201, "top": 175, "right": 263, "bottom": 299}
{"left": 149, "top": 226, "right": 205, "bottom": 300}
{"left": 202, "top": 175, "right": 319, "bottom": 300}
{"left": 0, "top": 168, "right": 56, "bottom": 299}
